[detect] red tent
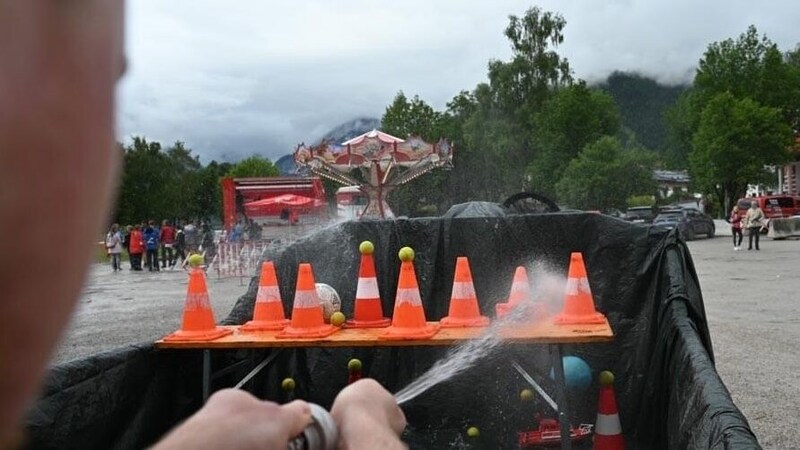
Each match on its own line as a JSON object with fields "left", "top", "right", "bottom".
{"left": 243, "top": 194, "right": 327, "bottom": 216}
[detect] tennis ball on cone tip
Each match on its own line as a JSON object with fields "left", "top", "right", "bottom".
{"left": 599, "top": 370, "right": 615, "bottom": 386}
{"left": 359, "top": 240, "right": 374, "bottom": 255}
{"left": 281, "top": 377, "right": 295, "bottom": 392}
{"left": 467, "top": 426, "right": 480, "bottom": 438}
{"left": 330, "top": 311, "right": 346, "bottom": 327}
{"left": 398, "top": 246, "right": 415, "bottom": 262}
{"left": 520, "top": 389, "right": 534, "bottom": 401}
{"left": 347, "top": 358, "right": 362, "bottom": 371}
{"left": 187, "top": 254, "right": 204, "bottom": 268}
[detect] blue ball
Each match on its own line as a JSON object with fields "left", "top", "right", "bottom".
{"left": 549, "top": 356, "right": 592, "bottom": 391}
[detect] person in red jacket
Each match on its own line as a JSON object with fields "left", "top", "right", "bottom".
{"left": 160, "top": 219, "right": 176, "bottom": 269}
{"left": 128, "top": 225, "right": 144, "bottom": 271}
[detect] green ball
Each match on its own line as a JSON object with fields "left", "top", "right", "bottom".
{"left": 330, "top": 311, "right": 346, "bottom": 327}
{"left": 359, "top": 241, "right": 374, "bottom": 255}
{"left": 281, "top": 377, "right": 295, "bottom": 392}
{"left": 520, "top": 389, "right": 534, "bottom": 401}
{"left": 187, "top": 254, "right": 204, "bottom": 267}
{"left": 467, "top": 426, "right": 480, "bottom": 438}
{"left": 398, "top": 246, "right": 415, "bottom": 262}
{"left": 599, "top": 370, "right": 615, "bottom": 386}
{"left": 348, "top": 358, "right": 362, "bottom": 371}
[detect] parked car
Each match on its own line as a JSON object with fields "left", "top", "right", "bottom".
{"left": 624, "top": 206, "right": 657, "bottom": 224}
{"left": 736, "top": 195, "right": 800, "bottom": 221}
{"left": 653, "top": 208, "right": 715, "bottom": 240}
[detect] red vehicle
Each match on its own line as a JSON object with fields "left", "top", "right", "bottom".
{"left": 220, "top": 177, "right": 327, "bottom": 230}
{"left": 736, "top": 195, "right": 800, "bottom": 221}
{"left": 518, "top": 419, "right": 593, "bottom": 448}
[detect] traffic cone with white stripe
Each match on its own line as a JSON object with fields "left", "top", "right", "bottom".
{"left": 164, "top": 268, "right": 233, "bottom": 341}
{"left": 379, "top": 247, "right": 439, "bottom": 340}
{"left": 241, "top": 261, "right": 289, "bottom": 331}
{"left": 495, "top": 266, "right": 532, "bottom": 319}
{"left": 554, "top": 252, "right": 606, "bottom": 325}
{"left": 278, "top": 263, "right": 338, "bottom": 338}
{"left": 346, "top": 241, "right": 390, "bottom": 328}
{"left": 594, "top": 371, "right": 625, "bottom": 450}
{"left": 441, "top": 256, "right": 489, "bottom": 327}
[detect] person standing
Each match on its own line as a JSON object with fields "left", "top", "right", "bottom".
{"left": 129, "top": 225, "right": 144, "bottom": 271}
{"left": 173, "top": 224, "right": 186, "bottom": 268}
{"left": 729, "top": 205, "right": 743, "bottom": 250}
{"left": 744, "top": 201, "right": 765, "bottom": 251}
{"left": 105, "top": 224, "right": 123, "bottom": 272}
{"left": 160, "top": 219, "right": 175, "bottom": 269}
{"left": 143, "top": 220, "right": 160, "bottom": 271}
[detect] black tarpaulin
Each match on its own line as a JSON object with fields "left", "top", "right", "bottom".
{"left": 25, "top": 212, "right": 759, "bottom": 449}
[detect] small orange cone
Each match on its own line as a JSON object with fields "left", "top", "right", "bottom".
{"left": 594, "top": 371, "right": 625, "bottom": 450}
{"left": 441, "top": 256, "right": 489, "bottom": 327}
{"left": 554, "top": 252, "right": 606, "bottom": 325}
{"left": 346, "top": 241, "right": 390, "bottom": 328}
{"left": 379, "top": 247, "right": 439, "bottom": 340}
{"left": 496, "top": 266, "right": 531, "bottom": 319}
{"left": 241, "top": 261, "right": 289, "bottom": 331}
{"left": 163, "top": 268, "right": 233, "bottom": 341}
{"left": 277, "top": 263, "right": 338, "bottom": 338}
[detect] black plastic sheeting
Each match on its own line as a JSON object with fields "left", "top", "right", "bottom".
{"left": 25, "top": 212, "right": 759, "bottom": 449}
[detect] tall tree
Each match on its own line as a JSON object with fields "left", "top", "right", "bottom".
{"left": 689, "top": 92, "right": 792, "bottom": 214}
{"left": 528, "top": 82, "right": 621, "bottom": 196}
{"left": 556, "top": 136, "right": 656, "bottom": 211}
{"left": 226, "top": 155, "right": 279, "bottom": 178}
{"left": 381, "top": 92, "right": 449, "bottom": 215}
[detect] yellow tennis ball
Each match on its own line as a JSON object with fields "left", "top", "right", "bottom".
{"left": 520, "top": 389, "right": 534, "bottom": 401}
{"left": 359, "top": 241, "right": 374, "bottom": 255}
{"left": 398, "top": 246, "right": 415, "bottom": 262}
{"left": 187, "top": 254, "right": 204, "bottom": 267}
{"left": 599, "top": 370, "right": 615, "bottom": 386}
{"left": 330, "top": 311, "right": 346, "bottom": 327}
{"left": 281, "top": 377, "right": 295, "bottom": 392}
{"left": 467, "top": 426, "right": 480, "bottom": 438}
{"left": 347, "top": 358, "right": 362, "bottom": 371}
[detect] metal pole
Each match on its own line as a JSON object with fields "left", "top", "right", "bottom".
{"left": 202, "top": 349, "right": 211, "bottom": 403}
{"left": 550, "top": 345, "right": 572, "bottom": 450}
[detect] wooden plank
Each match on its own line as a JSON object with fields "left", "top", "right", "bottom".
{"left": 155, "top": 319, "right": 614, "bottom": 349}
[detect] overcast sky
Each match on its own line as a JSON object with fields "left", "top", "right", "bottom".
{"left": 118, "top": 0, "right": 799, "bottom": 163}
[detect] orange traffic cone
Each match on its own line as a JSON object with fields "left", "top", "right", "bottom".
{"left": 554, "top": 252, "right": 606, "bottom": 325}
{"left": 496, "top": 266, "right": 532, "bottom": 319}
{"left": 241, "top": 261, "right": 289, "bottom": 331}
{"left": 346, "top": 241, "right": 390, "bottom": 328}
{"left": 594, "top": 371, "right": 625, "bottom": 450}
{"left": 379, "top": 248, "right": 438, "bottom": 340}
{"left": 277, "top": 263, "right": 338, "bottom": 338}
{"left": 163, "top": 268, "right": 233, "bottom": 341}
{"left": 441, "top": 256, "right": 489, "bottom": 327}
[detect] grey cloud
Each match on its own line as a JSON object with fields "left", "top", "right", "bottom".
{"left": 118, "top": 0, "right": 800, "bottom": 162}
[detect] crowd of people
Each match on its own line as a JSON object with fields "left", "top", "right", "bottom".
{"left": 105, "top": 219, "right": 209, "bottom": 271}
{"left": 104, "top": 218, "right": 268, "bottom": 272}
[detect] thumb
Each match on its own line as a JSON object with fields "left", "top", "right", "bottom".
{"left": 274, "top": 400, "right": 312, "bottom": 440}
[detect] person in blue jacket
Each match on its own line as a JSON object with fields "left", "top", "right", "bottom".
{"left": 143, "top": 220, "right": 161, "bottom": 272}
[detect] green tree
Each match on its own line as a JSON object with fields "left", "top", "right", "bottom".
{"left": 689, "top": 92, "right": 792, "bottom": 214}
{"left": 528, "top": 82, "right": 621, "bottom": 196}
{"left": 381, "top": 92, "right": 442, "bottom": 140}
{"left": 381, "top": 92, "right": 450, "bottom": 216}
{"left": 226, "top": 155, "right": 279, "bottom": 178}
{"left": 556, "top": 136, "right": 656, "bottom": 211}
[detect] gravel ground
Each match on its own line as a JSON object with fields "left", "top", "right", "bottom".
{"left": 51, "top": 225, "right": 800, "bottom": 447}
